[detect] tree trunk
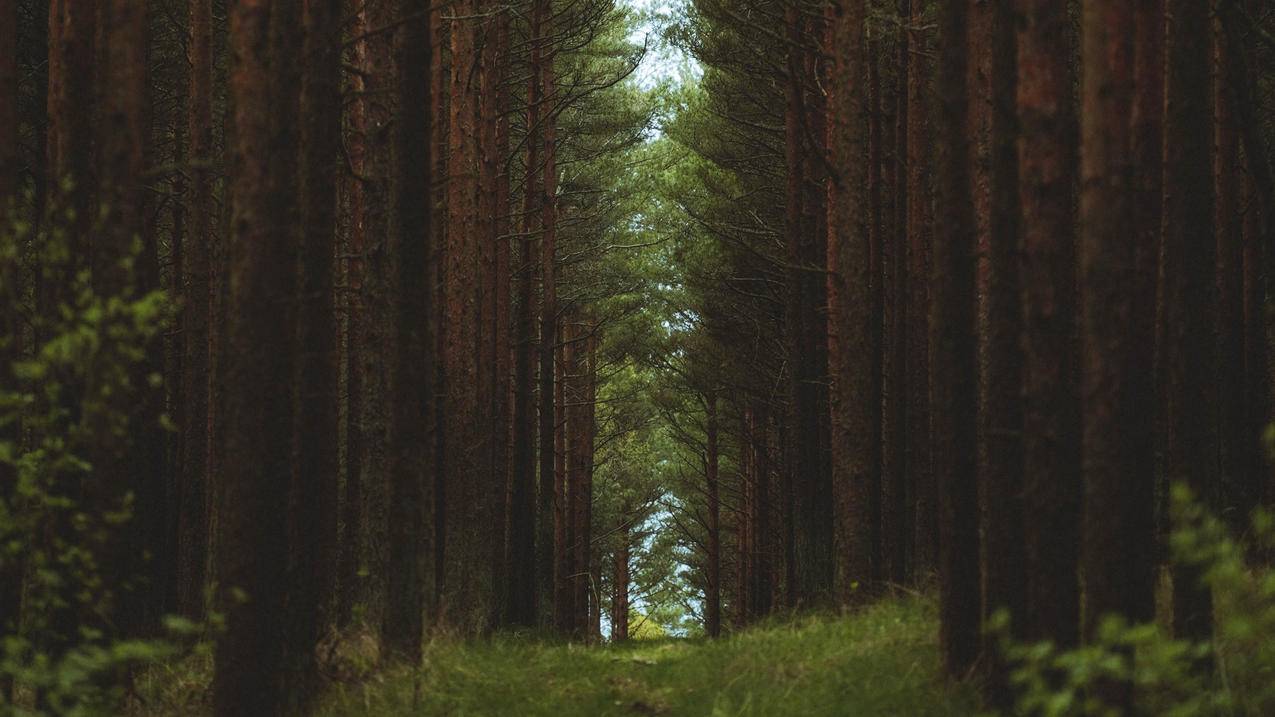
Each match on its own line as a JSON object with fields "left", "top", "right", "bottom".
{"left": 785, "top": 1, "right": 832, "bottom": 607}
{"left": 337, "top": 0, "right": 369, "bottom": 627}
{"left": 554, "top": 327, "right": 569, "bottom": 630}
{"left": 289, "top": 0, "right": 342, "bottom": 681}
{"left": 178, "top": 0, "right": 213, "bottom": 621}
{"left": 933, "top": 0, "right": 981, "bottom": 678}
{"left": 491, "top": 4, "right": 515, "bottom": 629}
{"left": 0, "top": 0, "right": 14, "bottom": 206}
{"left": 1214, "top": 10, "right": 1246, "bottom": 524}
{"left": 826, "top": 0, "right": 874, "bottom": 605}
{"left": 47, "top": 0, "right": 95, "bottom": 261}
{"left": 0, "top": 5, "right": 19, "bottom": 699}
{"left": 214, "top": 0, "right": 299, "bottom": 711}
{"left": 1164, "top": 0, "right": 1216, "bottom": 645}
{"left": 705, "top": 390, "right": 722, "bottom": 637}
{"left": 1131, "top": 0, "right": 1164, "bottom": 568}
{"left": 611, "top": 534, "right": 630, "bottom": 641}
{"left": 885, "top": 0, "right": 911, "bottom": 587}
{"left": 442, "top": 0, "right": 496, "bottom": 633}
{"left": 523, "top": 0, "right": 549, "bottom": 628}
{"left": 383, "top": 0, "right": 433, "bottom": 661}
{"left": 905, "top": 0, "right": 935, "bottom": 577}
{"left": 1079, "top": 2, "right": 1157, "bottom": 707}
{"left": 981, "top": 0, "right": 1024, "bottom": 706}
{"left": 541, "top": 2, "right": 564, "bottom": 633}
{"left": 584, "top": 325, "right": 598, "bottom": 640}
{"left": 1017, "top": 0, "right": 1082, "bottom": 648}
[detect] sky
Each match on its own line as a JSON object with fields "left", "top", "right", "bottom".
{"left": 624, "top": 0, "right": 699, "bottom": 90}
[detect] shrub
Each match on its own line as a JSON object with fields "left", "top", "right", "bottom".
{"left": 993, "top": 485, "right": 1275, "bottom": 716}
{"left": 0, "top": 204, "right": 188, "bottom": 715}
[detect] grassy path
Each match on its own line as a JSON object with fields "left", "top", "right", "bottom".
{"left": 318, "top": 598, "right": 979, "bottom": 716}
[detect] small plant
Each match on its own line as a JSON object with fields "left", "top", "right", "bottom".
{"left": 991, "top": 485, "right": 1275, "bottom": 716}
{"left": 0, "top": 203, "right": 190, "bottom": 715}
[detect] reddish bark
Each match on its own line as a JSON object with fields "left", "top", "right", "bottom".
{"left": 215, "top": 0, "right": 299, "bottom": 710}
{"left": 523, "top": 0, "right": 550, "bottom": 627}
{"left": 826, "top": 0, "right": 874, "bottom": 603}
{"left": 1017, "top": 0, "right": 1082, "bottom": 648}
{"left": 905, "top": 0, "right": 936, "bottom": 576}
{"left": 442, "top": 0, "right": 497, "bottom": 632}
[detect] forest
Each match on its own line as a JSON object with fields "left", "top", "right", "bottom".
{"left": 2, "top": 0, "right": 1275, "bottom": 715}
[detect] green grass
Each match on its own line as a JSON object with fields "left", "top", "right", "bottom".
{"left": 318, "top": 597, "right": 980, "bottom": 716}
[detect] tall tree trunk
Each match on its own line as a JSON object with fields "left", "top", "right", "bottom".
{"left": 611, "top": 533, "right": 630, "bottom": 641}
{"left": 383, "top": 0, "right": 433, "bottom": 660}
{"left": 475, "top": 0, "right": 506, "bottom": 625}
{"left": 98, "top": 0, "right": 160, "bottom": 639}
{"left": 905, "top": 0, "right": 935, "bottom": 577}
{"left": 562, "top": 317, "right": 580, "bottom": 633}
{"left": 1017, "top": 0, "right": 1082, "bottom": 648}
{"left": 491, "top": 5, "right": 516, "bottom": 629}
{"left": 933, "top": 0, "right": 981, "bottom": 677}
{"left": 752, "top": 406, "right": 773, "bottom": 616}
{"left": 352, "top": 0, "right": 395, "bottom": 632}
{"left": 0, "top": 0, "right": 14, "bottom": 206}
{"left": 1132, "top": 0, "right": 1164, "bottom": 567}
{"left": 442, "top": 0, "right": 495, "bottom": 633}
{"left": 294, "top": 0, "right": 342, "bottom": 653}
{"left": 585, "top": 326, "right": 598, "bottom": 640}
{"left": 553, "top": 328, "right": 568, "bottom": 630}
{"left": 1079, "top": 2, "right": 1156, "bottom": 708}
{"left": 0, "top": 1, "right": 17, "bottom": 701}
{"left": 981, "top": 0, "right": 1024, "bottom": 706}
{"left": 215, "top": 0, "right": 301, "bottom": 710}
{"left": 336, "top": 0, "right": 368, "bottom": 628}
{"left": 1214, "top": 10, "right": 1246, "bottom": 523}
{"left": 1164, "top": 0, "right": 1216, "bottom": 645}
{"left": 785, "top": 1, "right": 832, "bottom": 607}
{"left": 178, "top": 0, "right": 213, "bottom": 621}
{"left": 826, "top": 0, "right": 874, "bottom": 603}
{"left": 705, "top": 390, "right": 722, "bottom": 637}
{"left": 885, "top": 0, "right": 911, "bottom": 586}
{"left": 542, "top": 14, "right": 565, "bottom": 632}
{"left": 429, "top": 0, "right": 449, "bottom": 614}
{"left": 47, "top": 0, "right": 95, "bottom": 258}
{"left": 523, "top": 0, "right": 549, "bottom": 627}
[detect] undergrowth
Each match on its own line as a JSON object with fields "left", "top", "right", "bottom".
{"left": 314, "top": 598, "right": 977, "bottom": 717}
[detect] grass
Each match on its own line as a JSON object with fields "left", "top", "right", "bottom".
{"left": 316, "top": 597, "right": 980, "bottom": 716}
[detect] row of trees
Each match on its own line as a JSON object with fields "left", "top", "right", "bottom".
{"left": 1, "top": 0, "right": 676, "bottom": 712}
{"left": 657, "top": 0, "right": 1275, "bottom": 704}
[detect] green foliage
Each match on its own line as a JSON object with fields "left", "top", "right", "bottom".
{"left": 317, "top": 597, "right": 979, "bottom": 716}
{"left": 0, "top": 207, "right": 187, "bottom": 715}
{"left": 994, "top": 486, "right": 1275, "bottom": 717}
{"left": 626, "top": 611, "right": 668, "bottom": 640}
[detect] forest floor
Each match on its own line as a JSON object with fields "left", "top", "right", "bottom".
{"left": 311, "top": 596, "right": 980, "bottom": 716}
